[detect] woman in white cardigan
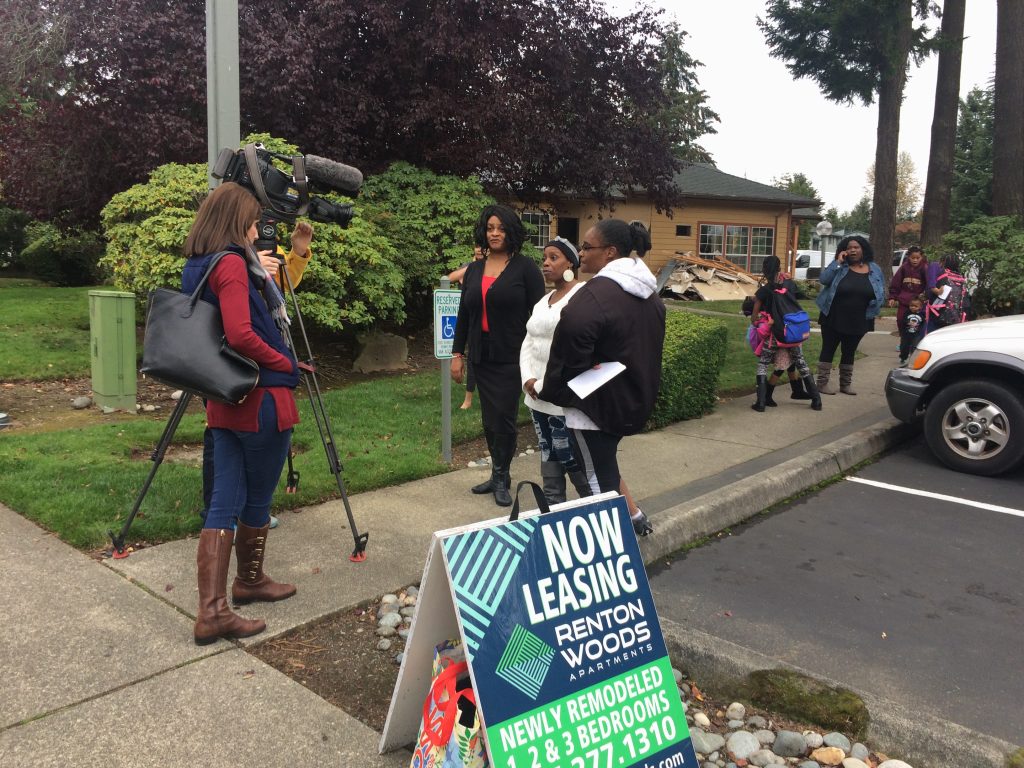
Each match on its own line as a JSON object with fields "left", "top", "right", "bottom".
{"left": 521, "top": 238, "right": 589, "bottom": 503}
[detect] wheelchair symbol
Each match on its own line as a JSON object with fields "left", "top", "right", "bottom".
{"left": 441, "top": 315, "right": 456, "bottom": 339}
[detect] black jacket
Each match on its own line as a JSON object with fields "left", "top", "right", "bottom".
{"left": 452, "top": 255, "right": 545, "bottom": 364}
{"left": 538, "top": 276, "right": 665, "bottom": 436}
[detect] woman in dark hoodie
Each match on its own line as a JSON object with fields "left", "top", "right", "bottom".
{"left": 538, "top": 219, "right": 665, "bottom": 537}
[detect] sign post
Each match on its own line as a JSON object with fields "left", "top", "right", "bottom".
{"left": 381, "top": 493, "right": 698, "bottom": 768}
{"left": 434, "top": 282, "right": 461, "bottom": 463}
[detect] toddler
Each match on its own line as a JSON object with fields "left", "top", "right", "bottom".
{"left": 900, "top": 296, "right": 924, "bottom": 365}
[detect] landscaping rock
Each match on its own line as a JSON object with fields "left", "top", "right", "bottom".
{"left": 690, "top": 728, "right": 725, "bottom": 755}
{"left": 809, "top": 747, "right": 845, "bottom": 766}
{"left": 353, "top": 331, "right": 408, "bottom": 373}
{"left": 823, "top": 733, "right": 852, "bottom": 753}
{"left": 72, "top": 396, "right": 92, "bottom": 409}
{"left": 772, "top": 730, "right": 807, "bottom": 757}
{"left": 726, "top": 702, "right": 747, "bottom": 721}
{"left": 726, "top": 730, "right": 760, "bottom": 759}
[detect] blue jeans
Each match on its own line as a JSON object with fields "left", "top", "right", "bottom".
{"left": 531, "top": 410, "right": 579, "bottom": 470}
{"left": 204, "top": 393, "right": 292, "bottom": 530}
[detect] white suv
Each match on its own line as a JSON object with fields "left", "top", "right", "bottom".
{"left": 885, "top": 315, "right": 1024, "bottom": 476}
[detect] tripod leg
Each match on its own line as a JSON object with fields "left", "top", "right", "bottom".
{"left": 109, "top": 392, "right": 193, "bottom": 558}
{"left": 278, "top": 273, "right": 369, "bottom": 562}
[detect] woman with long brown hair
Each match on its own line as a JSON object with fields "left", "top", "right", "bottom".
{"left": 181, "top": 182, "right": 300, "bottom": 645}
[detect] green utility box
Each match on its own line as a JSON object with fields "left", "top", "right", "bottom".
{"left": 89, "top": 290, "right": 137, "bottom": 410}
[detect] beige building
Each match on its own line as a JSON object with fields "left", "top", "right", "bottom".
{"left": 505, "top": 163, "right": 820, "bottom": 276}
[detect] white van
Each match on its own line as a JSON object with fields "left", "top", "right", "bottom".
{"left": 794, "top": 249, "right": 835, "bottom": 280}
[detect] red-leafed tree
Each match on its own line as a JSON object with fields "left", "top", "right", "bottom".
{"left": 1, "top": 0, "right": 715, "bottom": 225}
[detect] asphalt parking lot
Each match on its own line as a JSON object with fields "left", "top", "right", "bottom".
{"left": 649, "top": 437, "right": 1024, "bottom": 745}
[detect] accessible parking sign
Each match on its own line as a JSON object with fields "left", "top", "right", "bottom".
{"left": 433, "top": 288, "right": 461, "bottom": 359}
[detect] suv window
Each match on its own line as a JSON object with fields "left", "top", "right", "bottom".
{"left": 796, "top": 255, "right": 809, "bottom": 268}
{"left": 892, "top": 249, "right": 906, "bottom": 267}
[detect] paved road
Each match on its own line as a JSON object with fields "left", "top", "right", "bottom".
{"left": 648, "top": 437, "right": 1024, "bottom": 745}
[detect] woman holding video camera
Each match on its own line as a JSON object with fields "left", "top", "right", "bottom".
{"left": 182, "top": 182, "right": 300, "bottom": 645}
{"left": 450, "top": 205, "right": 545, "bottom": 506}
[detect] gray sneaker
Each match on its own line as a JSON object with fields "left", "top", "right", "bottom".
{"left": 269, "top": 515, "right": 279, "bottom": 529}
{"left": 631, "top": 510, "right": 653, "bottom": 537}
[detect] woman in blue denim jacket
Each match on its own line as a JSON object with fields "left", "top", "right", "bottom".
{"left": 814, "top": 235, "right": 885, "bottom": 395}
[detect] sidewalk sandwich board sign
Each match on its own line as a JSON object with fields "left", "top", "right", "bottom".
{"left": 380, "top": 492, "right": 698, "bottom": 768}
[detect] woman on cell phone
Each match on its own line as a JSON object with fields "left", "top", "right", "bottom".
{"left": 814, "top": 235, "right": 885, "bottom": 395}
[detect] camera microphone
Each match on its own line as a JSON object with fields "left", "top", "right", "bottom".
{"left": 304, "top": 155, "right": 363, "bottom": 195}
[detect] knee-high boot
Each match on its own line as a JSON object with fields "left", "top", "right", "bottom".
{"left": 839, "top": 363, "right": 857, "bottom": 395}
{"left": 540, "top": 460, "right": 567, "bottom": 505}
{"left": 194, "top": 529, "right": 265, "bottom": 645}
{"left": 801, "top": 374, "right": 823, "bottom": 411}
{"left": 471, "top": 429, "right": 497, "bottom": 494}
{"left": 752, "top": 375, "right": 768, "bottom": 412}
{"left": 491, "top": 432, "right": 516, "bottom": 507}
{"left": 232, "top": 522, "right": 297, "bottom": 605}
{"left": 816, "top": 362, "right": 838, "bottom": 395}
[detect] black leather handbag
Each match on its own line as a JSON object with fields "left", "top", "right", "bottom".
{"left": 140, "top": 252, "right": 259, "bottom": 404}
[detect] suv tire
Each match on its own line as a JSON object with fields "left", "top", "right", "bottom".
{"left": 923, "top": 379, "right": 1024, "bottom": 476}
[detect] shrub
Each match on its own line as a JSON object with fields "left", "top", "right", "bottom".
{"left": 648, "top": 311, "right": 728, "bottom": 429}
{"left": 941, "top": 215, "right": 1024, "bottom": 316}
{"left": 360, "top": 163, "right": 495, "bottom": 321}
{"left": 0, "top": 207, "right": 30, "bottom": 269}
{"left": 99, "top": 134, "right": 406, "bottom": 332}
{"left": 16, "top": 221, "right": 104, "bottom": 285}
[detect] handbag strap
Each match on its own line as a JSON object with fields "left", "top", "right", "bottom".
{"left": 183, "top": 250, "right": 235, "bottom": 317}
{"left": 508, "top": 480, "right": 551, "bottom": 522}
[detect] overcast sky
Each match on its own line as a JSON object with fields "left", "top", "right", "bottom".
{"left": 627, "top": 0, "right": 998, "bottom": 214}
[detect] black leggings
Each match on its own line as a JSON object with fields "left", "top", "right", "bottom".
{"left": 569, "top": 429, "right": 622, "bottom": 495}
{"left": 819, "top": 325, "right": 865, "bottom": 365}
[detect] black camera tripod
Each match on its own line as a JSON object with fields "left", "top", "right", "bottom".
{"left": 108, "top": 246, "right": 369, "bottom": 562}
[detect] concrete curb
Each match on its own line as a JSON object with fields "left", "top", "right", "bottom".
{"left": 661, "top": 620, "right": 1019, "bottom": 768}
{"left": 639, "top": 418, "right": 919, "bottom": 565}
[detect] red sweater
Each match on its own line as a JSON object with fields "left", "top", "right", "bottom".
{"left": 205, "top": 256, "right": 299, "bottom": 432}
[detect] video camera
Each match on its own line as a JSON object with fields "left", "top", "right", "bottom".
{"left": 212, "top": 142, "right": 363, "bottom": 251}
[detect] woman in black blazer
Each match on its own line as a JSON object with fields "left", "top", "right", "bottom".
{"left": 451, "top": 205, "right": 545, "bottom": 505}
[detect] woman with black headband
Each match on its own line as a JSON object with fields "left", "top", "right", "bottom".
{"left": 520, "top": 237, "right": 590, "bottom": 504}
{"left": 450, "top": 205, "right": 546, "bottom": 506}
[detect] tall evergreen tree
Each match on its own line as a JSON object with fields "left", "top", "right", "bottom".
{"left": 992, "top": 0, "right": 1024, "bottom": 218}
{"left": 950, "top": 86, "right": 995, "bottom": 229}
{"left": 759, "top": 0, "right": 935, "bottom": 281}
{"left": 920, "top": 0, "right": 966, "bottom": 248}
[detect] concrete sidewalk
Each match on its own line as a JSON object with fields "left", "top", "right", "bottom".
{"left": 0, "top": 323, "right": 975, "bottom": 767}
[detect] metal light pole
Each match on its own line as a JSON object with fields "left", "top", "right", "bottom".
{"left": 816, "top": 220, "right": 833, "bottom": 272}
{"left": 206, "top": 0, "right": 240, "bottom": 189}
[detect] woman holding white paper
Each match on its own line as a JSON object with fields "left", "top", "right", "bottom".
{"left": 537, "top": 219, "right": 665, "bottom": 536}
{"left": 520, "top": 237, "right": 588, "bottom": 505}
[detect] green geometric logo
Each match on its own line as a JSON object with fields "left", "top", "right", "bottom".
{"left": 496, "top": 624, "right": 555, "bottom": 699}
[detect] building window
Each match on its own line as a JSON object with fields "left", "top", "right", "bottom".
{"left": 675, "top": 225, "right": 692, "bottom": 237}
{"left": 521, "top": 211, "right": 550, "bottom": 248}
{"left": 698, "top": 224, "right": 723, "bottom": 259}
{"left": 699, "top": 223, "right": 774, "bottom": 272}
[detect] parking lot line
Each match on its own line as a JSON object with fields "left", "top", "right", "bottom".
{"left": 847, "top": 476, "right": 1024, "bottom": 518}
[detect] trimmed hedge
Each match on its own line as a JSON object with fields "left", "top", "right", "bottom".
{"left": 648, "top": 311, "right": 728, "bottom": 429}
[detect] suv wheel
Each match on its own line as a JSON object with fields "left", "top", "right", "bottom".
{"left": 924, "top": 379, "right": 1024, "bottom": 476}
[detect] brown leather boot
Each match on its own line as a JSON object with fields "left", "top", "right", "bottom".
{"left": 232, "top": 522, "right": 297, "bottom": 605}
{"left": 194, "top": 529, "right": 266, "bottom": 645}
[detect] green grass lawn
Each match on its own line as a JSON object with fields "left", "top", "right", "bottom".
{"left": 0, "top": 281, "right": 101, "bottom": 380}
{"left": 0, "top": 374, "right": 512, "bottom": 549}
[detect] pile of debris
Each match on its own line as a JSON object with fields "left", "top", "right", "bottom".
{"left": 656, "top": 251, "right": 759, "bottom": 301}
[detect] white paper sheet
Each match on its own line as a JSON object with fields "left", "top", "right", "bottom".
{"left": 568, "top": 361, "right": 626, "bottom": 399}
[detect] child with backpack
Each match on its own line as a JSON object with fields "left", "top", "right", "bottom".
{"left": 748, "top": 257, "right": 822, "bottom": 412}
{"left": 926, "top": 253, "right": 968, "bottom": 332}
